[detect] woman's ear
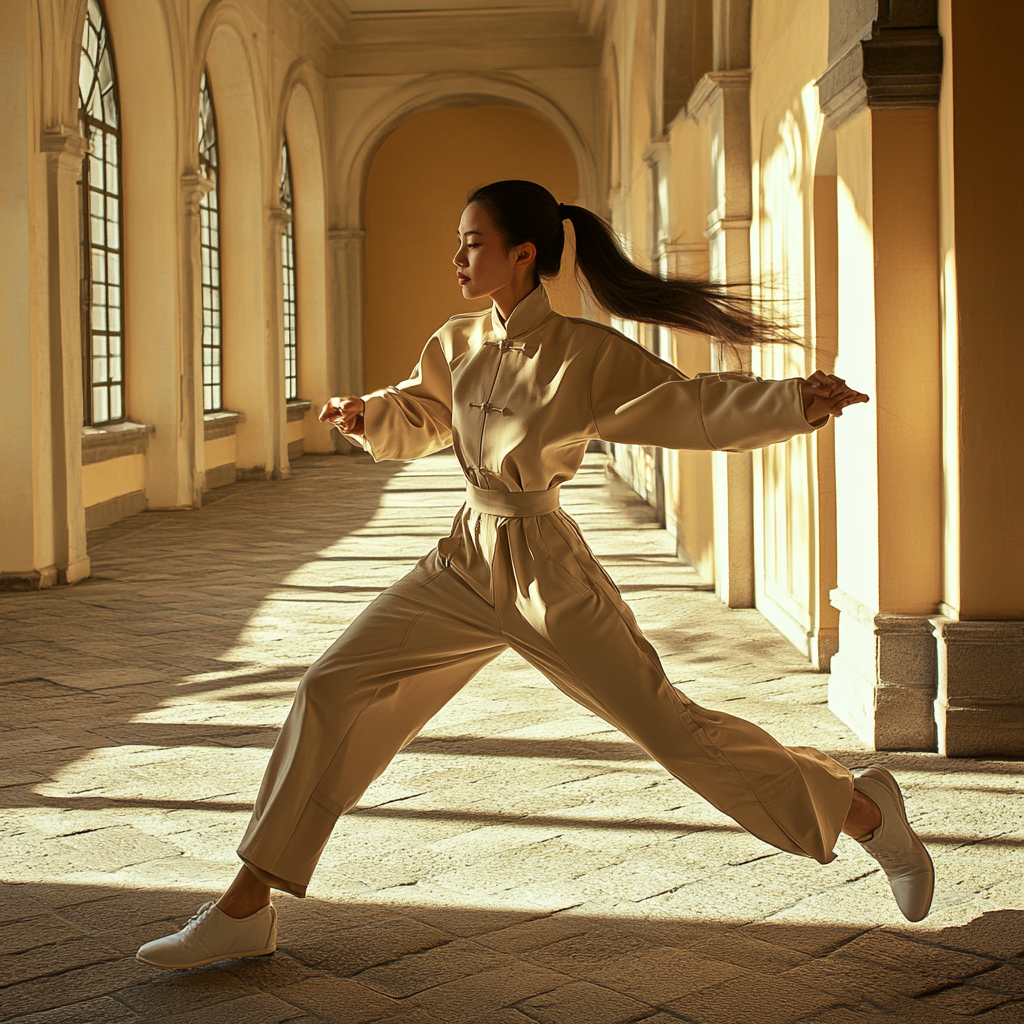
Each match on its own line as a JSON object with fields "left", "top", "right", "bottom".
{"left": 514, "top": 242, "right": 538, "bottom": 269}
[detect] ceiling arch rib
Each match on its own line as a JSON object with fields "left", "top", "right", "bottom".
{"left": 336, "top": 71, "right": 599, "bottom": 229}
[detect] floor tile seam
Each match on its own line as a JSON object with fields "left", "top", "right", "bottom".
{"left": 0, "top": 946, "right": 127, "bottom": 991}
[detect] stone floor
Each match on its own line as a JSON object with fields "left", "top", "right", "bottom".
{"left": 1, "top": 452, "right": 1021, "bottom": 1024}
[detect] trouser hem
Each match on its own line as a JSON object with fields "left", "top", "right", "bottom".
{"left": 239, "top": 854, "right": 307, "bottom": 898}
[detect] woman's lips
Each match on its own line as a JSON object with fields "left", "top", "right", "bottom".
{"left": 457, "top": 273, "right": 469, "bottom": 285}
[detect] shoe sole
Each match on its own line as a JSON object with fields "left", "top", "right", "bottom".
{"left": 854, "top": 766, "right": 934, "bottom": 921}
{"left": 136, "top": 946, "right": 276, "bottom": 970}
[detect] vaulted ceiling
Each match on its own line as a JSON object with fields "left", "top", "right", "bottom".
{"left": 292, "top": 0, "right": 606, "bottom": 75}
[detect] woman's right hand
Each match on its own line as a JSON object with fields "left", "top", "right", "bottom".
{"left": 319, "top": 396, "right": 365, "bottom": 435}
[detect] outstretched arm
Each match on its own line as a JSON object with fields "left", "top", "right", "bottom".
{"left": 591, "top": 335, "right": 869, "bottom": 452}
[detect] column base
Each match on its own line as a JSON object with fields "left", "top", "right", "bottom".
{"left": 828, "top": 589, "right": 937, "bottom": 751}
{"left": 932, "top": 618, "right": 1024, "bottom": 757}
{"left": 0, "top": 554, "right": 90, "bottom": 590}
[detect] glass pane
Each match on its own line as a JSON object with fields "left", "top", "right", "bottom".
{"left": 107, "top": 251, "right": 120, "bottom": 285}
{"left": 93, "top": 354, "right": 108, "bottom": 382}
{"left": 92, "top": 282, "right": 106, "bottom": 307}
{"left": 91, "top": 304, "right": 107, "bottom": 330}
{"left": 109, "top": 354, "right": 122, "bottom": 381}
{"left": 93, "top": 386, "right": 109, "bottom": 424}
{"left": 106, "top": 196, "right": 119, "bottom": 227}
{"left": 110, "top": 387, "right": 122, "bottom": 420}
{"left": 90, "top": 152, "right": 103, "bottom": 188}
{"left": 105, "top": 130, "right": 118, "bottom": 168}
{"left": 91, "top": 249, "right": 106, "bottom": 283}
{"left": 107, "top": 285, "right": 120, "bottom": 310}
{"left": 108, "top": 306, "right": 121, "bottom": 331}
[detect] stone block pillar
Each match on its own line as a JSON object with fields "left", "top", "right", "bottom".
{"left": 818, "top": 0, "right": 944, "bottom": 749}
{"left": 691, "top": 67, "right": 755, "bottom": 608}
{"left": 0, "top": 119, "right": 92, "bottom": 589}
{"left": 931, "top": 1, "right": 1024, "bottom": 757}
{"left": 327, "top": 228, "right": 366, "bottom": 454}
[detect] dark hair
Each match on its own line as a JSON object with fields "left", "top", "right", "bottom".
{"left": 467, "top": 179, "right": 792, "bottom": 346}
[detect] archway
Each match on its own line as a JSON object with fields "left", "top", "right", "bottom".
{"left": 363, "top": 104, "right": 580, "bottom": 392}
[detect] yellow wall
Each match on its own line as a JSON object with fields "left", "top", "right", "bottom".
{"left": 81, "top": 455, "right": 146, "bottom": 508}
{"left": 363, "top": 105, "right": 580, "bottom": 392}
{"left": 940, "top": 1, "right": 1024, "bottom": 619}
{"left": 204, "top": 434, "right": 236, "bottom": 471}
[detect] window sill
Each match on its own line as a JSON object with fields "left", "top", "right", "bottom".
{"left": 204, "top": 409, "right": 245, "bottom": 441}
{"left": 81, "top": 421, "right": 154, "bottom": 465}
{"left": 286, "top": 399, "right": 312, "bottom": 422}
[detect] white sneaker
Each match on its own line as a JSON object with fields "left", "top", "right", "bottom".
{"left": 853, "top": 767, "right": 935, "bottom": 922}
{"left": 136, "top": 901, "right": 277, "bottom": 969}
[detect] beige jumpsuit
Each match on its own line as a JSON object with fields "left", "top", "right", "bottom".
{"left": 238, "top": 286, "right": 853, "bottom": 897}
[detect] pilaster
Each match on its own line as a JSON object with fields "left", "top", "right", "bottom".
{"left": 692, "top": 69, "right": 755, "bottom": 608}
{"left": 40, "top": 126, "right": 91, "bottom": 586}
{"left": 264, "top": 205, "right": 292, "bottom": 479}
{"left": 327, "top": 227, "right": 366, "bottom": 453}
{"left": 819, "top": 0, "right": 943, "bottom": 750}
{"left": 180, "top": 172, "right": 214, "bottom": 502}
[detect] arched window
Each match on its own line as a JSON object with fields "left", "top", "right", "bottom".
{"left": 280, "top": 140, "right": 297, "bottom": 401}
{"left": 78, "top": 0, "right": 123, "bottom": 425}
{"left": 198, "top": 72, "right": 222, "bottom": 412}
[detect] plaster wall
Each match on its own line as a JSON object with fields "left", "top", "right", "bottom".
{"left": 204, "top": 434, "right": 236, "bottom": 472}
{"left": 81, "top": 454, "right": 145, "bottom": 508}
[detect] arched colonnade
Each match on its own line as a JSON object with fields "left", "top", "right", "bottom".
{"left": 0, "top": 0, "right": 597, "bottom": 591}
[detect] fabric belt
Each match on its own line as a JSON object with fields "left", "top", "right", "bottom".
{"left": 465, "top": 482, "right": 561, "bottom": 518}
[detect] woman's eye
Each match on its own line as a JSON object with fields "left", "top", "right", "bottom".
{"left": 467, "top": 243, "right": 479, "bottom": 249}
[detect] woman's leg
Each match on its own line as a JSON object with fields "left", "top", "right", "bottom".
{"left": 237, "top": 554, "right": 507, "bottom": 896}
{"left": 137, "top": 557, "right": 507, "bottom": 968}
{"left": 494, "top": 542, "right": 930, "bottom": 917}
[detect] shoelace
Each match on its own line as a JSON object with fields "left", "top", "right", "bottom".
{"left": 182, "top": 901, "right": 217, "bottom": 933}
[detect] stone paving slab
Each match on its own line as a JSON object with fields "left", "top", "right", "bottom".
{"left": 1, "top": 452, "right": 1022, "bottom": 1023}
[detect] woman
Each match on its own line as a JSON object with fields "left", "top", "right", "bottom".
{"left": 138, "top": 181, "right": 933, "bottom": 970}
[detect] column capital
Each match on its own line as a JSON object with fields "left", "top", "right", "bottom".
{"left": 817, "top": 1, "right": 942, "bottom": 130}
{"left": 269, "top": 205, "right": 293, "bottom": 232}
{"left": 41, "top": 125, "right": 88, "bottom": 173}
{"left": 180, "top": 171, "right": 214, "bottom": 216}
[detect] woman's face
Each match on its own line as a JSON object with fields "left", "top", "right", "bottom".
{"left": 453, "top": 202, "right": 534, "bottom": 301}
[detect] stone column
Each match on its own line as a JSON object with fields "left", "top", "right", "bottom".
{"left": 929, "top": 0, "right": 1024, "bottom": 757}
{"left": 327, "top": 228, "right": 366, "bottom": 453}
{"left": 264, "top": 206, "right": 291, "bottom": 479}
{"left": 180, "top": 172, "right": 213, "bottom": 502}
{"left": 38, "top": 127, "right": 92, "bottom": 586}
{"left": 818, "top": 0, "right": 944, "bottom": 751}
{"left": 691, "top": 69, "right": 755, "bottom": 608}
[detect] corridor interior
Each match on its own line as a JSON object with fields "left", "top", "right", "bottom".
{"left": 1, "top": 451, "right": 1021, "bottom": 1022}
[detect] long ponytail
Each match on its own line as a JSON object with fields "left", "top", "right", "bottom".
{"left": 467, "top": 180, "right": 791, "bottom": 347}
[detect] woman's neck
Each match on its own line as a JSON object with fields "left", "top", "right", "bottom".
{"left": 490, "top": 277, "right": 538, "bottom": 321}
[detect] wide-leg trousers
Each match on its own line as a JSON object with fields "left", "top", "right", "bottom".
{"left": 237, "top": 534, "right": 853, "bottom": 897}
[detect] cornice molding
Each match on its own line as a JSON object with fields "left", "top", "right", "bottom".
{"left": 817, "top": 3, "right": 942, "bottom": 130}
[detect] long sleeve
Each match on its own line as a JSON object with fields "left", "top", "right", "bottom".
{"left": 589, "top": 334, "right": 815, "bottom": 453}
{"left": 344, "top": 336, "right": 454, "bottom": 461}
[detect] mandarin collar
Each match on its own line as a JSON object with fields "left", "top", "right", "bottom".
{"left": 490, "top": 286, "right": 552, "bottom": 348}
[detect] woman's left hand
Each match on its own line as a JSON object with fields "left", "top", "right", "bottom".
{"left": 801, "top": 370, "right": 869, "bottom": 424}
